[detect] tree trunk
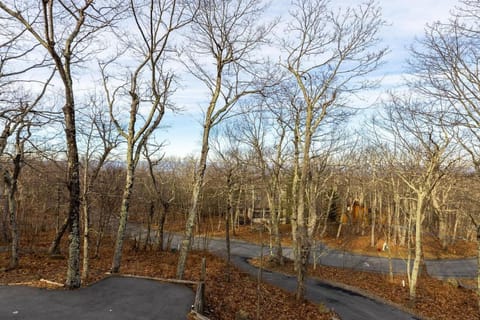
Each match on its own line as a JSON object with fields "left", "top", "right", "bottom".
{"left": 370, "top": 191, "right": 377, "bottom": 248}
{"left": 64, "top": 90, "right": 82, "bottom": 289}
{"left": 233, "top": 186, "right": 242, "bottom": 235}
{"left": 177, "top": 176, "right": 202, "bottom": 279}
{"left": 307, "top": 183, "right": 318, "bottom": 239}
{"left": 296, "top": 225, "right": 310, "bottom": 300}
{"left": 157, "top": 201, "right": 168, "bottom": 251}
{"left": 94, "top": 209, "right": 112, "bottom": 258}
{"left": 0, "top": 192, "right": 10, "bottom": 243}
{"left": 400, "top": 198, "right": 408, "bottom": 246}
{"left": 226, "top": 173, "right": 233, "bottom": 282}
{"left": 294, "top": 99, "right": 314, "bottom": 301}
{"left": 177, "top": 120, "right": 211, "bottom": 279}
{"left": 409, "top": 193, "right": 424, "bottom": 303}
{"left": 4, "top": 152, "right": 21, "bottom": 270}
{"left": 438, "top": 214, "right": 448, "bottom": 249}
{"left": 144, "top": 201, "right": 154, "bottom": 250}
{"left": 81, "top": 197, "right": 90, "bottom": 282}
{"left": 320, "top": 188, "right": 335, "bottom": 237}
{"left": 295, "top": 152, "right": 310, "bottom": 300}
{"left": 111, "top": 162, "right": 135, "bottom": 273}
{"left": 477, "top": 224, "right": 480, "bottom": 311}
{"left": 272, "top": 208, "right": 283, "bottom": 265}
{"left": 431, "top": 190, "right": 448, "bottom": 249}
{"left": 49, "top": 216, "right": 70, "bottom": 255}
{"left": 7, "top": 186, "right": 18, "bottom": 269}
{"left": 267, "top": 193, "right": 283, "bottom": 264}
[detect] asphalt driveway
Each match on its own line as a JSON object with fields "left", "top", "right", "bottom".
{"left": 0, "top": 276, "right": 194, "bottom": 320}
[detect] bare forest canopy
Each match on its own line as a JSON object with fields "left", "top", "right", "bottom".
{"left": 1, "top": 0, "right": 480, "bottom": 305}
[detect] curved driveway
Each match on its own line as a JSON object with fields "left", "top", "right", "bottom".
{"left": 169, "top": 235, "right": 421, "bottom": 320}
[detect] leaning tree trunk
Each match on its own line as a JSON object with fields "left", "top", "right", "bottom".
{"left": 177, "top": 176, "right": 203, "bottom": 279}
{"left": 49, "top": 216, "right": 70, "bottom": 255}
{"left": 176, "top": 121, "right": 211, "bottom": 280}
{"left": 111, "top": 160, "right": 135, "bottom": 273}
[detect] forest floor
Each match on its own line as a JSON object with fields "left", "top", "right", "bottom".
{"left": 4, "top": 217, "right": 477, "bottom": 320}
{"left": 0, "top": 232, "right": 337, "bottom": 320}
{"left": 161, "top": 215, "right": 480, "bottom": 320}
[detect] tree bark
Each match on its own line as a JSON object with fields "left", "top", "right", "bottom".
{"left": 176, "top": 115, "right": 211, "bottom": 279}
{"left": 226, "top": 172, "right": 233, "bottom": 282}
{"left": 177, "top": 161, "right": 207, "bottom": 279}
{"left": 81, "top": 197, "right": 90, "bottom": 282}
{"left": 63, "top": 81, "right": 82, "bottom": 289}
{"left": 409, "top": 193, "right": 424, "bottom": 302}
{"left": 111, "top": 161, "right": 135, "bottom": 273}
{"left": 157, "top": 202, "right": 168, "bottom": 251}
{"left": 477, "top": 224, "right": 480, "bottom": 311}
{"left": 49, "top": 216, "right": 70, "bottom": 255}
{"left": 144, "top": 201, "right": 154, "bottom": 250}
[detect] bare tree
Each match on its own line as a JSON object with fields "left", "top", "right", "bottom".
{"left": 235, "top": 104, "right": 288, "bottom": 265}
{"left": 0, "top": 23, "right": 55, "bottom": 269}
{"left": 176, "top": 0, "right": 274, "bottom": 279}
{"left": 2, "top": 114, "right": 30, "bottom": 269}
{"left": 142, "top": 144, "right": 175, "bottom": 251}
{"left": 211, "top": 128, "right": 244, "bottom": 282}
{"left": 100, "top": 0, "right": 189, "bottom": 273}
{"left": 408, "top": 0, "right": 480, "bottom": 306}
{"left": 0, "top": 0, "right": 124, "bottom": 288}
{"left": 77, "top": 99, "right": 119, "bottom": 281}
{"left": 281, "top": 0, "right": 386, "bottom": 300}
{"left": 382, "top": 94, "right": 457, "bottom": 303}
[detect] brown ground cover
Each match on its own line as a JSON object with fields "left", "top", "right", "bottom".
{"left": 322, "top": 233, "right": 477, "bottom": 260}
{"left": 0, "top": 232, "right": 336, "bottom": 320}
{"left": 249, "top": 255, "right": 479, "bottom": 320}
{"left": 163, "top": 216, "right": 480, "bottom": 319}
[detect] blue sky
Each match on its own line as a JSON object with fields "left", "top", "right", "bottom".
{"left": 160, "top": 0, "right": 460, "bottom": 157}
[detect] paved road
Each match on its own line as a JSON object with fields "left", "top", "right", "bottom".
{"left": 285, "top": 245, "right": 412, "bottom": 275}
{"left": 0, "top": 276, "right": 194, "bottom": 320}
{"left": 170, "top": 235, "right": 420, "bottom": 320}
{"left": 425, "top": 257, "right": 477, "bottom": 278}
{"left": 308, "top": 244, "right": 477, "bottom": 279}
{"left": 167, "top": 230, "right": 478, "bottom": 279}
{"left": 231, "top": 255, "right": 420, "bottom": 320}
